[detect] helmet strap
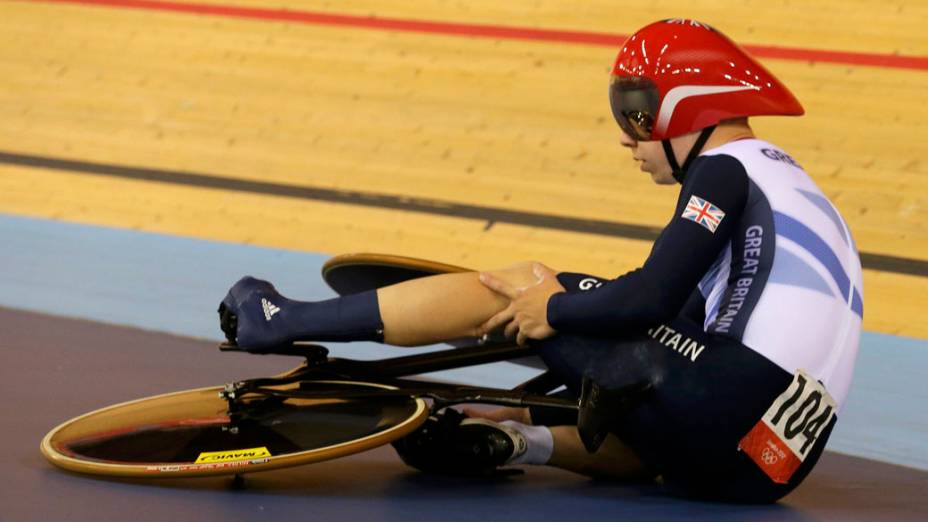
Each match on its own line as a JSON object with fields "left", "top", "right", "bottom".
{"left": 661, "top": 125, "right": 717, "bottom": 184}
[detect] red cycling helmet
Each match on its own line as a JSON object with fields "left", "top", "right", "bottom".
{"left": 609, "top": 19, "right": 804, "bottom": 143}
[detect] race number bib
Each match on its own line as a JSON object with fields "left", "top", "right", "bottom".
{"left": 738, "top": 369, "right": 837, "bottom": 484}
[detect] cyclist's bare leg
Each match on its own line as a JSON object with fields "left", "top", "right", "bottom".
{"left": 377, "top": 262, "right": 542, "bottom": 346}
{"left": 547, "top": 426, "right": 651, "bottom": 480}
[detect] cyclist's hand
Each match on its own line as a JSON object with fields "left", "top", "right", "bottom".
{"left": 477, "top": 263, "right": 564, "bottom": 346}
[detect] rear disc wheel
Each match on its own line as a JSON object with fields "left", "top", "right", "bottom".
{"left": 41, "top": 380, "right": 427, "bottom": 478}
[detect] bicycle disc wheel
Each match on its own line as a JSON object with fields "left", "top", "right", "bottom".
{"left": 41, "top": 381, "right": 428, "bottom": 478}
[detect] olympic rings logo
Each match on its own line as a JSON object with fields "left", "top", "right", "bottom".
{"left": 761, "top": 448, "right": 779, "bottom": 465}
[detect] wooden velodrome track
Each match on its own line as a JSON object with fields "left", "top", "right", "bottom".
{"left": 0, "top": 0, "right": 926, "bottom": 338}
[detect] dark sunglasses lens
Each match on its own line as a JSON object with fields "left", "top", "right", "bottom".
{"left": 611, "top": 106, "right": 640, "bottom": 140}
{"left": 609, "top": 76, "right": 659, "bottom": 141}
{"left": 624, "top": 110, "right": 654, "bottom": 140}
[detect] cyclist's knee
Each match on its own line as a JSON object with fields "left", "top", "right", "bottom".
{"left": 485, "top": 261, "right": 544, "bottom": 289}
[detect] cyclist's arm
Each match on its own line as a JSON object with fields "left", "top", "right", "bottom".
{"left": 547, "top": 155, "right": 749, "bottom": 335}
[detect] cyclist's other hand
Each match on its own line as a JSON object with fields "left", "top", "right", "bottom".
{"left": 478, "top": 263, "right": 563, "bottom": 346}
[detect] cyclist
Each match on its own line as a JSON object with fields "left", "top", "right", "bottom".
{"left": 219, "top": 19, "right": 863, "bottom": 503}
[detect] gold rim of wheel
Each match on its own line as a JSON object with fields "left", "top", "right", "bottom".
{"left": 322, "top": 253, "right": 470, "bottom": 279}
{"left": 41, "top": 380, "right": 428, "bottom": 478}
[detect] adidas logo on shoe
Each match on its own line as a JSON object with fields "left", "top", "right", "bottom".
{"left": 261, "top": 298, "right": 281, "bottom": 321}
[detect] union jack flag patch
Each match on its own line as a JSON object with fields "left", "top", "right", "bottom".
{"left": 681, "top": 195, "right": 726, "bottom": 233}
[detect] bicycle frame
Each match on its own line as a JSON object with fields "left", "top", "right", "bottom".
{"left": 219, "top": 340, "right": 650, "bottom": 453}
{"left": 218, "top": 341, "right": 574, "bottom": 413}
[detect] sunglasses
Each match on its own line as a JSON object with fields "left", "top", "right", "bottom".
{"left": 609, "top": 76, "right": 660, "bottom": 141}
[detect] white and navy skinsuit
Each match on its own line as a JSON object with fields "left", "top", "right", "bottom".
{"left": 537, "top": 139, "right": 863, "bottom": 500}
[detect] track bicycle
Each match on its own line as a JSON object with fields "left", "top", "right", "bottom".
{"left": 41, "top": 254, "right": 642, "bottom": 481}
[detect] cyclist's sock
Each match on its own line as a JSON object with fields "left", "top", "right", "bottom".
{"left": 278, "top": 290, "right": 385, "bottom": 343}
{"left": 500, "top": 420, "right": 554, "bottom": 465}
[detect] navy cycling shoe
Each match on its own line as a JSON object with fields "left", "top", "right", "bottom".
{"left": 218, "top": 276, "right": 385, "bottom": 351}
{"left": 218, "top": 276, "right": 294, "bottom": 351}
